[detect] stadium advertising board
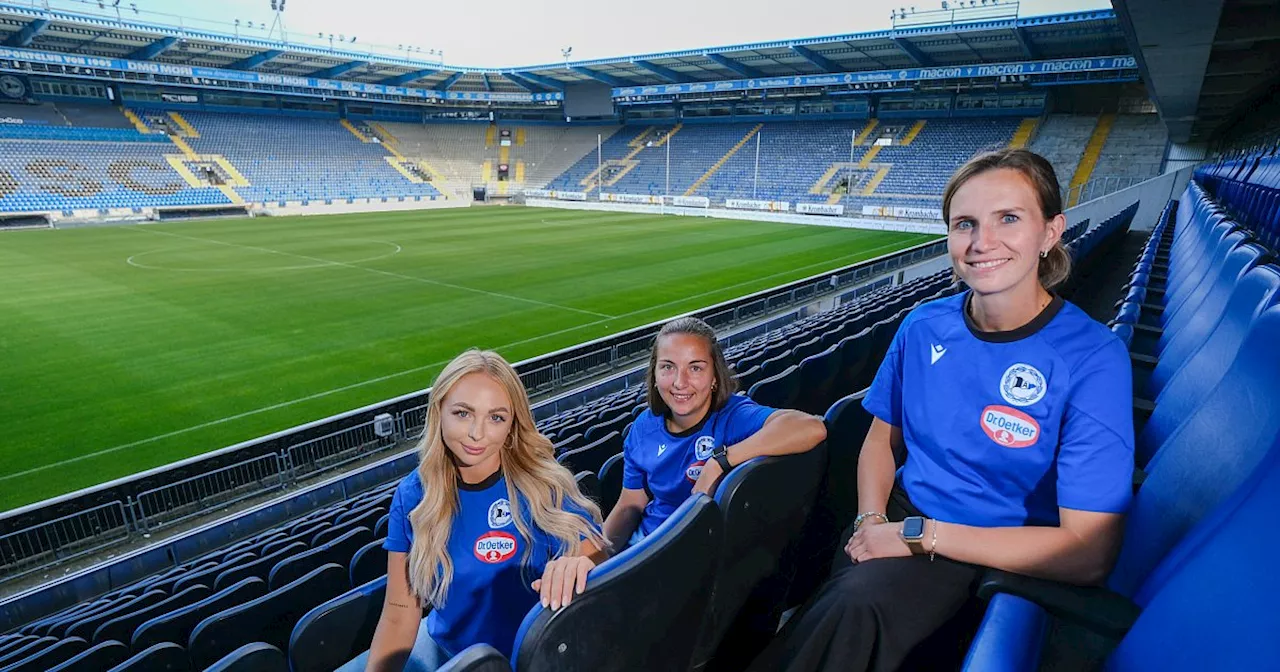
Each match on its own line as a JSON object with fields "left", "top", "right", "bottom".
{"left": 726, "top": 199, "right": 791, "bottom": 212}
{"left": 796, "top": 203, "right": 844, "bottom": 216}
{"left": 0, "top": 45, "right": 563, "bottom": 103}
{"left": 612, "top": 55, "right": 1137, "bottom": 98}
{"left": 522, "top": 189, "right": 587, "bottom": 201}
{"left": 600, "top": 192, "right": 663, "bottom": 204}
{"left": 671, "top": 196, "right": 710, "bottom": 208}
{"left": 861, "top": 205, "right": 944, "bottom": 221}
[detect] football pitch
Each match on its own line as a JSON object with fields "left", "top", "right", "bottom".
{"left": 0, "top": 206, "right": 931, "bottom": 510}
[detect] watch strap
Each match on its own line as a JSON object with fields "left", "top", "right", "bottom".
{"left": 713, "top": 448, "right": 733, "bottom": 474}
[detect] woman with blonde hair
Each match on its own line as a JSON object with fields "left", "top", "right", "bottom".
{"left": 352, "top": 349, "right": 608, "bottom": 672}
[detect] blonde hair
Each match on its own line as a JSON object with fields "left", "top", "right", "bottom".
{"left": 406, "top": 349, "right": 607, "bottom": 608}
{"left": 941, "top": 148, "right": 1072, "bottom": 289}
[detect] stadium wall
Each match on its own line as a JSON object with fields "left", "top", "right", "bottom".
{"left": 524, "top": 199, "right": 947, "bottom": 235}
{"left": 1067, "top": 166, "right": 1194, "bottom": 233}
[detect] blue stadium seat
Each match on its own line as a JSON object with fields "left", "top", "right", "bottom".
{"left": 511, "top": 495, "right": 723, "bottom": 671}
{"left": 349, "top": 538, "right": 389, "bottom": 588}
{"left": 92, "top": 583, "right": 210, "bottom": 645}
{"left": 692, "top": 447, "right": 827, "bottom": 670}
{"left": 965, "top": 304, "right": 1280, "bottom": 669}
{"left": 188, "top": 563, "right": 348, "bottom": 669}
{"left": 131, "top": 577, "right": 267, "bottom": 652}
{"left": 203, "top": 642, "right": 288, "bottom": 672}
{"left": 106, "top": 642, "right": 191, "bottom": 672}
{"left": 268, "top": 526, "right": 372, "bottom": 590}
{"left": 0, "top": 635, "right": 87, "bottom": 672}
{"left": 288, "top": 576, "right": 387, "bottom": 672}
{"left": 46, "top": 639, "right": 129, "bottom": 672}
{"left": 438, "top": 644, "right": 513, "bottom": 672}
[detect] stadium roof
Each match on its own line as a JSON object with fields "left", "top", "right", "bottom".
{"left": 1114, "top": 0, "right": 1280, "bottom": 143}
{"left": 0, "top": 3, "right": 1126, "bottom": 96}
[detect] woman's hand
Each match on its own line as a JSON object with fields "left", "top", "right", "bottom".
{"left": 532, "top": 555, "right": 597, "bottom": 610}
{"left": 690, "top": 459, "right": 724, "bottom": 496}
{"left": 845, "top": 520, "right": 914, "bottom": 564}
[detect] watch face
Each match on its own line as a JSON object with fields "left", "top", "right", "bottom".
{"left": 902, "top": 517, "right": 925, "bottom": 540}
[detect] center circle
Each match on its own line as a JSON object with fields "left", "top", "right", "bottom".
{"left": 126, "top": 239, "right": 403, "bottom": 272}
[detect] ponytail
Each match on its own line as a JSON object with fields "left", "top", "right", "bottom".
{"left": 1038, "top": 241, "right": 1072, "bottom": 290}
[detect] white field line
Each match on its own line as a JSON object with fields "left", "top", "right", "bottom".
{"left": 124, "top": 226, "right": 616, "bottom": 319}
{"left": 0, "top": 237, "right": 911, "bottom": 481}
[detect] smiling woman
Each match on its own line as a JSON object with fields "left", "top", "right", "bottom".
{"left": 600, "top": 316, "right": 826, "bottom": 551}
{"left": 748, "top": 149, "right": 1135, "bottom": 672}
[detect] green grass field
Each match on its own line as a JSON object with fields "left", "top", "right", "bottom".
{"left": 0, "top": 207, "right": 930, "bottom": 510}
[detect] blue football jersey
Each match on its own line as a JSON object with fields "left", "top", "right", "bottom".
{"left": 623, "top": 394, "right": 776, "bottom": 535}
{"left": 385, "top": 470, "right": 595, "bottom": 658}
{"left": 863, "top": 292, "right": 1134, "bottom": 527}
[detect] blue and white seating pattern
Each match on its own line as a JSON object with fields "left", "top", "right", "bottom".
{"left": 545, "top": 118, "right": 1020, "bottom": 212}
{"left": 0, "top": 137, "right": 230, "bottom": 213}
{"left": 178, "top": 111, "right": 443, "bottom": 204}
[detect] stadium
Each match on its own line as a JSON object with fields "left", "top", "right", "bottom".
{"left": 0, "top": 0, "right": 1276, "bottom": 668}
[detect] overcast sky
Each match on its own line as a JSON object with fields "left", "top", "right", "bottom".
{"left": 72, "top": 0, "right": 1110, "bottom": 68}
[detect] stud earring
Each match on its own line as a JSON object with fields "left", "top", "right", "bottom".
{"left": 1040, "top": 249, "right": 1048, "bottom": 258}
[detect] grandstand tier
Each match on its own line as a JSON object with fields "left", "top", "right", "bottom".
{"left": 0, "top": 100, "right": 1167, "bottom": 215}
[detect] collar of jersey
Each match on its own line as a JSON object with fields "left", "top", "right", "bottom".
{"left": 962, "top": 291, "right": 1064, "bottom": 343}
{"left": 457, "top": 467, "right": 503, "bottom": 492}
{"left": 662, "top": 405, "right": 713, "bottom": 439}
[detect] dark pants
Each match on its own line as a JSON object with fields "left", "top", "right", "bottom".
{"left": 749, "top": 487, "right": 983, "bottom": 672}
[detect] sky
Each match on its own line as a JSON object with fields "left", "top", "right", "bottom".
{"left": 51, "top": 0, "right": 1110, "bottom": 68}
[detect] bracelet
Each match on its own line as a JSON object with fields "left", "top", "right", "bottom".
{"left": 854, "top": 511, "right": 888, "bottom": 531}
{"left": 929, "top": 519, "right": 938, "bottom": 563}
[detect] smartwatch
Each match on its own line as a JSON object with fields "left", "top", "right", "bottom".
{"left": 710, "top": 445, "right": 733, "bottom": 474}
{"left": 900, "top": 516, "right": 926, "bottom": 547}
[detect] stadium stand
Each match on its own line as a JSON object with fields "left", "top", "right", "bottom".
{"left": 539, "top": 116, "right": 1164, "bottom": 212}
{"left": 0, "top": 204, "right": 1136, "bottom": 671}
{"left": 176, "top": 111, "right": 443, "bottom": 204}
{"left": 0, "top": 106, "right": 1166, "bottom": 215}
{"left": 375, "top": 122, "right": 613, "bottom": 194}
{"left": 0, "top": 134, "right": 232, "bottom": 212}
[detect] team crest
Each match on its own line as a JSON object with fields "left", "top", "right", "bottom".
{"left": 1000, "top": 363, "right": 1047, "bottom": 407}
{"left": 488, "top": 498, "right": 512, "bottom": 529}
{"left": 474, "top": 531, "right": 518, "bottom": 564}
{"left": 694, "top": 436, "right": 717, "bottom": 461}
{"left": 980, "top": 405, "right": 1041, "bottom": 448}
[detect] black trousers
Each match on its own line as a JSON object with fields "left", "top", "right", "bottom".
{"left": 748, "top": 486, "right": 983, "bottom": 672}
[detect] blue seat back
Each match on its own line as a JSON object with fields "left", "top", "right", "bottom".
{"left": 511, "top": 495, "right": 722, "bottom": 671}
{"left": 1109, "top": 305, "right": 1280, "bottom": 596}
{"left": 1105, "top": 429, "right": 1280, "bottom": 670}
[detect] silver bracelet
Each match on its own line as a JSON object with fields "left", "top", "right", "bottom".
{"left": 854, "top": 511, "right": 888, "bottom": 531}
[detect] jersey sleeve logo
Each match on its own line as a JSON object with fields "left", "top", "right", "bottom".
{"left": 474, "top": 531, "right": 518, "bottom": 564}
{"left": 981, "top": 405, "right": 1041, "bottom": 448}
{"left": 487, "top": 498, "right": 512, "bottom": 529}
{"left": 1000, "top": 363, "right": 1047, "bottom": 407}
{"left": 694, "top": 436, "right": 717, "bottom": 461}
{"left": 686, "top": 462, "right": 704, "bottom": 483}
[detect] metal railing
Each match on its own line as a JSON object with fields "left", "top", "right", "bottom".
{"left": 0, "top": 502, "right": 130, "bottom": 578}
{"left": 285, "top": 420, "right": 393, "bottom": 481}
{"left": 136, "top": 453, "right": 287, "bottom": 532}
{"left": 1067, "top": 175, "right": 1149, "bottom": 206}
{"left": 1, "top": 236, "right": 947, "bottom": 585}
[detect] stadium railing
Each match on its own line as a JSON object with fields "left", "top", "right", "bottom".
{"left": 0, "top": 237, "right": 948, "bottom": 590}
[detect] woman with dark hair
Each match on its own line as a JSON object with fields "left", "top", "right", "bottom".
{"left": 601, "top": 316, "right": 827, "bottom": 549}
{"left": 750, "top": 148, "right": 1135, "bottom": 671}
